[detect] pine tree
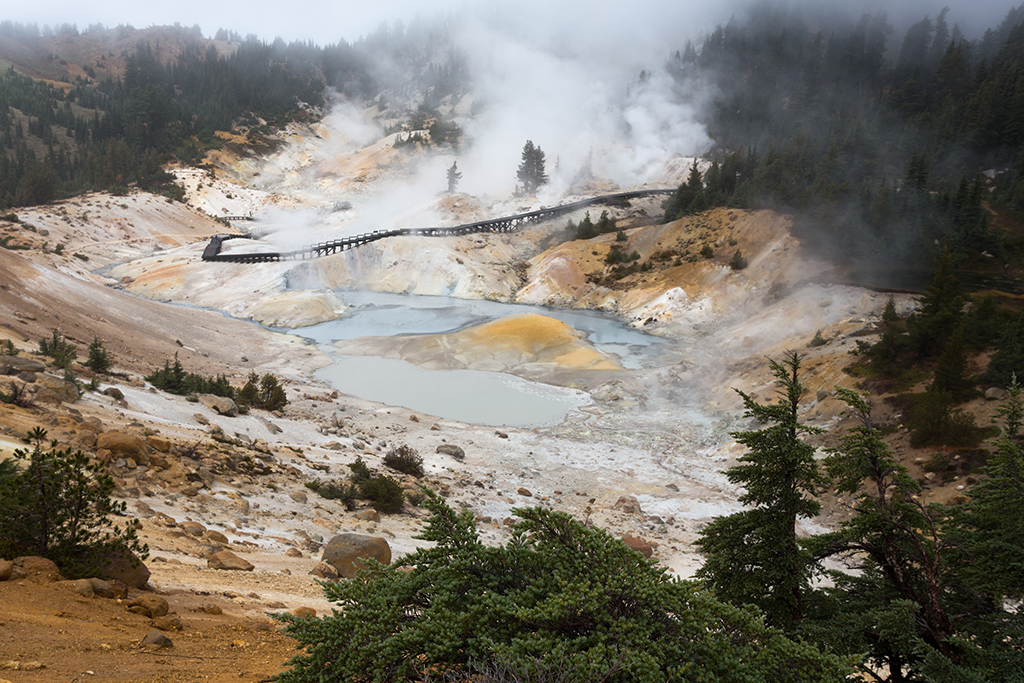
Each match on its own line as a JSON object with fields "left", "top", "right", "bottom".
{"left": 908, "top": 244, "right": 965, "bottom": 358}
{"left": 696, "top": 352, "right": 823, "bottom": 628}
{"left": 0, "top": 427, "right": 148, "bottom": 577}
{"left": 985, "top": 313, "right": 1024, "bottom": 388}
{"left": 929, "top": 325, "right": 973, "bottom": 402}
{"left": 85, "top": 336, "right": 111, "bottom": 374}
{"left": 446, "top": 161, "right": 462, "bottom": 193}
{"left": 516, "top": 140, "right": 547, "bottom": 194}
{"left": 953, "top": 375, "right": 1024, "bottom": 601}
{"left": 882, "top": 295, "right": 899, "bottom": 326}
{"left": 806, "top": 388, "right": 1024, "bottom": 681}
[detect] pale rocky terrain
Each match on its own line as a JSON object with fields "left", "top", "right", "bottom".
{"left": 0, "top": 116, "right": 981, "bottom": 682}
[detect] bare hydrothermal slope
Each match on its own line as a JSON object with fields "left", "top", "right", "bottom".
{"left": 0, "top": 116, "right": 926, "bottom": 682}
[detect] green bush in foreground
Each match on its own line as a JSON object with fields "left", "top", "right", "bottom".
{"left": 0, "top": 427, "right": 148, "bottom": 577}
{"left": 274, "top": 491, "right": 851, "bottom": 683}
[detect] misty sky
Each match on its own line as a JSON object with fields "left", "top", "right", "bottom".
{"left": 6, "top": 0, "right": 1022, "bottom": 46}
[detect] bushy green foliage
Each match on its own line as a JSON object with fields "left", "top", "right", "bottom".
{"left": 1, "top": 339, "right": 18, "bottom": 356}
{"left": 699, "top": 244, "right": 714, "bottom": 259}
{"left": 85, "top": 336, "right": 111, "bottom": 374}
{"left": 314, "top": 456, "right": 405, "bottom": 512}
{"left": 357, "top": 475, "right": 405, "bottom": 513}
{"left": 604, "top": 246, "right": 639, "bottom": 265}
{"left": 37, "top": 329, "right": 77, "bottom": 369}
{"left": 383, "top": 444, "right": 424, "bottom": 477}
{"left": 808, "top": 329, "right": 827, "bottom": 347}
{"left": 0, "top": 427, "right": 148, "bottom": 577}
{"left": 306, "top": 479, "right": 359, "bottom": 510}
{"left": 275, "top": 491, "right": 851, "bottom": 683}
{"left": 347, "top": 455, "right": 372, "bottom": 482}
{"left": 145, "top": 353, "right": 234, "bottom": 398}
{"left": 235, "top": 371, "right": 287, "bottom": 411}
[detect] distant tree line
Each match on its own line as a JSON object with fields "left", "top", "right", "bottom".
{"left": 0, "top": 20, "right": 470, "bottom": 209}
{"left": 665, "top": 4, "right": 1024, "bottom": 275}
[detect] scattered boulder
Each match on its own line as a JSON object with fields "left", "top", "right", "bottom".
{"left": 36, "top": 375, "right": 80, "bottom": 403}
{"left": 436, "top": 444, "right": 465, "bottom": 460}
{"left": 140, "top": 630, "right": 173, "bottom": 649}
{"left": 146, "top": 435, "right": 171, "bottom": 452}
{"left": 98, "top": 549, "right": 151, "bottom": 589}
{"left": 613, "top": 496, "right": 643, "bottom": 516}
{"left": 193, "top": 413, "right": 209, "bottom": 426}
{"left": 207, "top": 550, "right": 254, "bottom": 571}
{"left": 622, "top": 535, "right": 654, "bottom": 558}
{"left": 151, "top": 615, "right": 184, "bottom": 632}
{"left": 178, "top": 521, "right": 207, "bottom": 537}
{"left": 71, "top": 431, "right": 98, "bottom": 450}
{"left": 0, "top": 356, "right": 44, "bottom": 373}
{"left": 290, "top": 606, "right": 316, "bottom": 619}
{"left": 986, "top": 387, "right": 1008, "bottom": 401}
{"left": 198, "top": 394, "right": 238, "bottom": 417}
{"left": 517, "top": 488, "right": 533, "bottom": 497}
{"left": 289, "top": 491, "right": 308, "bottom": 504}
{"left": 321, "top": 533, "right": 391, "bottom": 579}
{"left": 204, "top": 530, "right": 229, "bottom": 545}
{"left": 96, "top": 432, "right": 149, "bottom": 465}
{"left": 0, "top": 559, "right": 12, "bottom": 581}
{"left": 285, "top": 548, "right": 303, "bottom": 558}
{"left": 309, "top": 561, "right": 339, "bottom": 580}
{"left": 62, "top": 578, "right": 118, "bottom": 598}
{"left": 148, "top": 452, "right": 169, "bottom": 470}
{"left": 127, "top": 595, "right": 169, "bottom": 618}
{"left": 103, "top": 387, "right": 125, "bottom": 401}
{"left": 355, "top": 509, "right": 380, "bottom": 523}
{"left": 12, "top": 556, "right": 63, "bottom": 582}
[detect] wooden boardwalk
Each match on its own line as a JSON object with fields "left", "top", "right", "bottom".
{"left": 201, "top": 189, "right": 673, "bottom": 263}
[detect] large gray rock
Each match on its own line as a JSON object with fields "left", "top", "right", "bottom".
{"left": 198, "top": 394, "right": 238, "bottom": 417}
{"left": 321, "top": 533, "right": 391, "bottom": 579}
{"left": 62, "top": 578, "right": 118, "bottom": 598}
{"left": 985, "top": 387, "right": 1008, "bottom": 401}
{"left": 141, "top": 629, "right": 173, "bottom": 649}
{"left": 436, "top": 444, "right": 465, "bottom": 461}
{"left": 0, "top": 355, "right": 45, "bottom": 373}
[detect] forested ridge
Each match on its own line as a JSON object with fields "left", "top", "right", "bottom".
{"left": 0, "top": 20, "right": 466, "bottom": 208}
{"left": 665, "top": 4, "right": 1024, "bottom": 277}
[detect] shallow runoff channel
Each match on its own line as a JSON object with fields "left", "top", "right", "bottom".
{"left": 287, "top": 291, "right": 666, "bottom": 427}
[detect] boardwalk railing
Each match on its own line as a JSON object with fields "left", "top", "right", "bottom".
{"left": 201, "top": 189, "right": 673, "bottom": 263}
